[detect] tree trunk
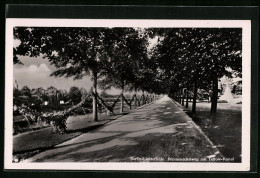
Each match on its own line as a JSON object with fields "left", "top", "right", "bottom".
{"left": 192, "top": 81, "right": 198, "bottom": 119}
{"left": 185, "top": 89, "right": 189, "bottom": 108}
{"left": 134, "top": 88, "right": 137, "bottom": 107}
{"left": 120, "top": 83, "right": 124, "bottom": 113}
{"left": 129, "top": 100, "right": 132, "bottom": 110}
{"left": 134, "top": 94, "right": 137, "bottom": 108}
{"left": 210, "top": 77, "right": 218, "bottom": 117}
{"left": 92, "top": 71, "right": 98, "bottom": 121}
{"left": 142, "top": 90, "right": 145, "bottom": 105}
{"left": 179, "top": 91, "right": 181, "bottom": 103}
{"left": 181, "top": 89, "right": 185, "bottom": 106}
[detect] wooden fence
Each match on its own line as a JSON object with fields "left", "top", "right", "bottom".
{"left": 96, "top": 93, "right": 161, "bottom": 115}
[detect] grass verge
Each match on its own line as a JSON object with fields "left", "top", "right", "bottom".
{"left": 182, "top": 101, "right": 242, "bottom": 162}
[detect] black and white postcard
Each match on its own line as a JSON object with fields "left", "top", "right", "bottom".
{"left": 5, "top": 19, "right": 251, "bottom": 171}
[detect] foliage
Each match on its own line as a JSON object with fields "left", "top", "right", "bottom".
{"left": 69, "top": 86, "right": 82, "bottom": 105}
{"left": 17, "top": 104, "right": 42, "bottom": 124}
{"left": 17, "top": 93, "right": 91, "bottom": 134}
{"left": 13, "top": 86, "right": 43, "bottom": 111}
{"left": 149, "top": 28, "right": 241, "bottom": 88}
{"left": 148, "top": 28, "right": 242, "bottom": 115}
{"left": 99, "top": 28, "right": 149, "bottom": 92}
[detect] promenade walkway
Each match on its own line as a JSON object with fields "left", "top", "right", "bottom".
{"left": 24, "top": 96, "right": 221, "bottom": 162}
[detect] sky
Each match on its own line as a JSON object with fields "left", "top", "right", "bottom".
{"left": 14, "top": 55, "right": 93, "bottom": 90}
{"left": 13, "top": 55, "right": 126, "bottom": 94}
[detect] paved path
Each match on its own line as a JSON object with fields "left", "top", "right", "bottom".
{"left": 24, "top": 96, "right": 221, "bottom": 162}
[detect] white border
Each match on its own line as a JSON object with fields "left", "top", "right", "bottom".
{"left": 5, "top": 19, "right": 251, "bottom": 171}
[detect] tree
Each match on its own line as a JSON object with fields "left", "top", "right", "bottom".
{"left": 69, "top": 86, "right": 82, "bottom": 105}
{"left": 14, "top": 27, "right": 113, "bottom": 121}
{"left": 45, "top": 86, "right": 60, "bottom": 109}
{"left": 202, "top": 29, "right": 242, "bottom": 117}
{"left": 99, "top": 28, "right": 149, "bottom": 112}
{"left": 59, "top": 89, "right": 69, "bottom": 103}
{"left": 14, "top": 85, "right": 43, "bottom": 112}
{"left": 31, "top": 87, "right": 45, "bottom": 97}
{"left": 14, "top": 86, "right": 32, "bottom": 106}
{"left": 20, "top": 86, "right": 31, "bottom": 97}
{"left": 149, "top": 28, "right": 205, "bottom": 118}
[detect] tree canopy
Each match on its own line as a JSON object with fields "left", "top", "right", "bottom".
{"left": 148, "top": 28, "right": 242, "bottom": 116}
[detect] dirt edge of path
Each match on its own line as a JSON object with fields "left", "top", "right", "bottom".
{"left": 170, "top": 99, "right": 223, "bottom": 158}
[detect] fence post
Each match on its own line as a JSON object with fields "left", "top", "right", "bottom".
{"left": 129, "top": 97, "right": 132, "bottom": 110}
{"left": 142, "top": 92, "right": 145, "bottom": 105}
{"left": 120, "top": 93, "right": 124, "bottom": 113}
{"left": 134, "top": 94, "right": 137, "bottom": 107}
